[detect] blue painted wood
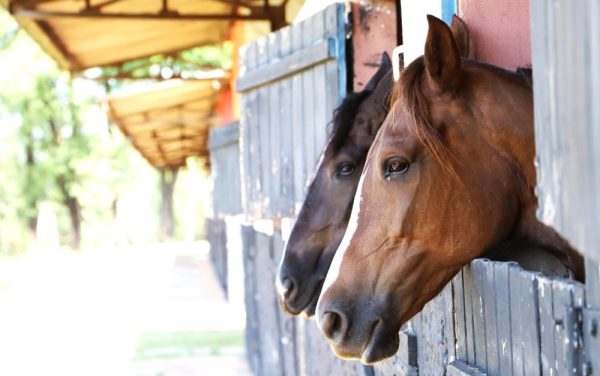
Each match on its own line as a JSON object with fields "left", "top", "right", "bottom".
{"left": 441, "top": 0, "right": 457, "bottom": 25}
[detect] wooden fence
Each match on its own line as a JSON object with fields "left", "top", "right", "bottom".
{"left": 239, "top": 224, "right": 588, "bottom": 376}
{"left": 236, "top": 3, "right": 346, "bottom": 220}
{"left": 242, "top": 225, "right": 375, "bottom": 376}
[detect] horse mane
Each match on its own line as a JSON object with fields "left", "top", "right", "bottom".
{"left": 390, "top": 57, "right": 534, "bottom": 178}
{"left": 329, "top": 90, "right": 373, "bottom": 152}
{"left": 390, "top": 57, "right": 457, "bottom": 177}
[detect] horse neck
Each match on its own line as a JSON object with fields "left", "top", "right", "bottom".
{"left": 468, "top": 69, "right": 537, "bottom": 208}
{"left": 467, "top": 69, "right": 584, "bottom": 277}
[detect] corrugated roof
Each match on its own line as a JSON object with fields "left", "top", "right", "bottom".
{"left": 105, "top": 79, "right": 227, "bottom": 168}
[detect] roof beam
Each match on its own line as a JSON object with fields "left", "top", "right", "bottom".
{"left": 10, "top": 5, "right": 277, "bottom": 22}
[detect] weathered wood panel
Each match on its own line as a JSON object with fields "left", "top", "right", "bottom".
{"left": 530, "top": 0, "right": 600, "bottom": 264}
{"left": 531, "top": 1, "right": 600, "bottom": 373}
{"left": 208, "top": 122, "right": 242, "bottom": 218}
{"left": 205, "top": 218, "right": 228, "bottom": 295}
{"left": 241, "top": 225, "right": 373, "bottom": 376}
{"left": 237, "top": 3, "right": 346, "bottom": 220}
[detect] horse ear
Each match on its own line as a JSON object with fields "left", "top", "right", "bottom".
{"left": 450, "top": 15, "right": 470, "bottom": 59}
{"left": 363, "top": 52, "right": 392, "bottom": 92}
{"left": 381, "top": 51, "right": 392, "bottom": 66}
{"left": 424, "top": 15, "right": 462, "bottom": 91}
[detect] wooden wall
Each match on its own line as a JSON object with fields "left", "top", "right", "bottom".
{"left": 242, "top": 225, "right": 373, "bottom": 376}
{"left": 530, "top": 0, "right": 600, "bottom": 373}
{"left": 208, "top": 121, "right": 243, "bottom": 219}
{"left": 236, "top": 3, "right": 346, "bottom": 221}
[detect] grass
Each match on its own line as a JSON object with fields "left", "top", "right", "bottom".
{"left": 133, "top": 329, "right": 245, "bottom": 360}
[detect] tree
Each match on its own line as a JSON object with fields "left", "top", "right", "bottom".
{"left": 0, "top": 9, "right": 134, "bottom": 250}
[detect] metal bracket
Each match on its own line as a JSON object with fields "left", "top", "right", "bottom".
{"left": 583, "top": 308, "right": 600, "bottom": 376}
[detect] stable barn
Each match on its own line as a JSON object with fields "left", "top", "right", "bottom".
{"left": 208, "top": 0, "right": 600, "bottom": 375}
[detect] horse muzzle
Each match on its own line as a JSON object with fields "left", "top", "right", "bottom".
{"left": 316, "top": 298, "right": 400, "bottom": 364}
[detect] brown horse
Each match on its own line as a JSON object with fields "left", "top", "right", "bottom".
{"left": 316, "top": 15, "right": 584, "bottom": 364}
{"left": 276, "top": 16, "right": 472, "bottom": 318}
{"left": 276, "top": 53, "right": 394, "bottom": 316}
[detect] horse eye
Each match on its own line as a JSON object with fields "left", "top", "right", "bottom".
{"left": 384, "top": 157, "right": 409, "bottom": 179}
{"left": 336, "top": 162, "right": 356, "bottom": 177}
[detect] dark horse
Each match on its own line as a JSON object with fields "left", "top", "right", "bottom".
{"left": 276, "top": 16, "right": 471, "bottom": 318}
{"left": 276, "top": 53, "right": 394, "bottom": 316}
{"left": 316, "top": 15, "right": 584, "bottom": 364}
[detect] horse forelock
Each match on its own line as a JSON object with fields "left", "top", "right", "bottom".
{"left": 390, "top": 57, "right": 458, "bottom": 179}
{"left": 329, "top": 90, "right": 373, "bottom": 153}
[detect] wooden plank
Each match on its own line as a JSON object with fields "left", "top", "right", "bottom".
{"left": 463, "top": 264, "right": 476, "bottom": 365}
{"left": 235, "top": 38, "right": 337, "bottom": 92}
{"left": 238, "top": 45, "right": 250, "bottom": 218}
{"left": 279, "top": 26, "right": 294, "bottom": 217}
{"left": 518, "top": 270, "right": 541, "bottom": 376}
{"left": 334, "top": 3, "right": 347, "bottom": 102}
{"left": 268, "top": 32, "right": 281, "bottom": 218}
{"left": 324, "top": 3, "right": 342, "bottom": 121}
{"left": 254, "top": 231, "right": 283, "bottom": 376}
{"left": 454, "top": 269, "right": 468, "bottom": 362}
{"left": 290, "top": 20, "right": 305, "bottom": 210}
{"left": 509, "top": 263, "right": 524, "bottom": 376}
{"left": 470, "top": 260, "right": 487, "bottom": 371}
{"left": 415, "top": 291, "right": 452, "bottom": 376}
{"left": 494, "top": 262, "right": 513, "bottom": 376}
{"left": 552, "top": 279, "right": 573, "bottom": 376}
{"left": 273, "top": 232, "right": 298, "bottom": 376}
{"left": 246, "top": 42, "right": 260, "bottom": 218}
{"left": 481, "top": 260, "right": 498, "bottom": 375}
{"left": 208, "top": 121, "right": 240, "bottom": 149}
{"left": 311, "top": 8, "right": 328, "bottom": 157}
{"left": 442, "top": 281, "right": 456, "bottom": 364}
{"left": 241, "top": 225, "right": 262, "bottom": 374}
{"left": 447, "top": 360, "right": 487, "bottom": 376}
{"left": 398, "top": 328, "right": 418, "bottom": 367}
{"left": 531, "top": 0, "right": 600, "bottom": 263}
{"left": 255, "top": 36, "right": 269, "bottom": 218}
{"left": 257, "top": 85, "right": 271, "bottom": 217}
{"left": 537, "top": 277, "right": 556, "bottom": 376}
{"left": 301, "top": 16, "right": 316, "bottom": 190}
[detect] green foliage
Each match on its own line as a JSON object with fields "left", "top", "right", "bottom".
{"left": 0, "top": 8, "right": 145, "bottom": 250}
{"left": 0, "top": 8, "right": 217, "bottom": 250}
{"left": 95, "top": 42, "right": 232, "bottom": 85}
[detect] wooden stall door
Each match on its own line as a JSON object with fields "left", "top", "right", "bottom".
{"left": 530, "top": 0, "right": 600, "bottom": 373}
{"left": 237, "top": 3, "right": 346, "bottom": 221}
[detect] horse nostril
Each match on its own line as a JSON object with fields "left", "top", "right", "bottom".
{"left": 320, "top": 310, "right": 346, "bottom": 343}
{"left": 280, "top": 277, "right": 295, "bottom": 299}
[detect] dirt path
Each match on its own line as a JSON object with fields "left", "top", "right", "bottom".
{"left": 0, "top": 244, "right": 252, "bottom": 376}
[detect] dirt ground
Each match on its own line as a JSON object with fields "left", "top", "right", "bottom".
{"left": 0, "top": 243, "right": 252, "bottom": 376}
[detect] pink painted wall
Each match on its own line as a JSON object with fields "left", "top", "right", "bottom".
{"left": 351, "top": 1, "right": 398, "bottom": 92}
{"left": 458, "top": 0, "right": 531, "bottom": 70}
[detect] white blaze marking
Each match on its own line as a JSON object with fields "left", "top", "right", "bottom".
{"left": 319, "top": 166, "right": 369, "bottom": 302}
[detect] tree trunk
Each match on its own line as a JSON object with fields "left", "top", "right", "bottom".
{"left": 24, "top": 142, "right": 38, "bottom": 235}
{"left": 58, "top": 175, "right": 82, "bottom": 250}
{"left": 159, "top": 167, "right": 179, "bottom": 242}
